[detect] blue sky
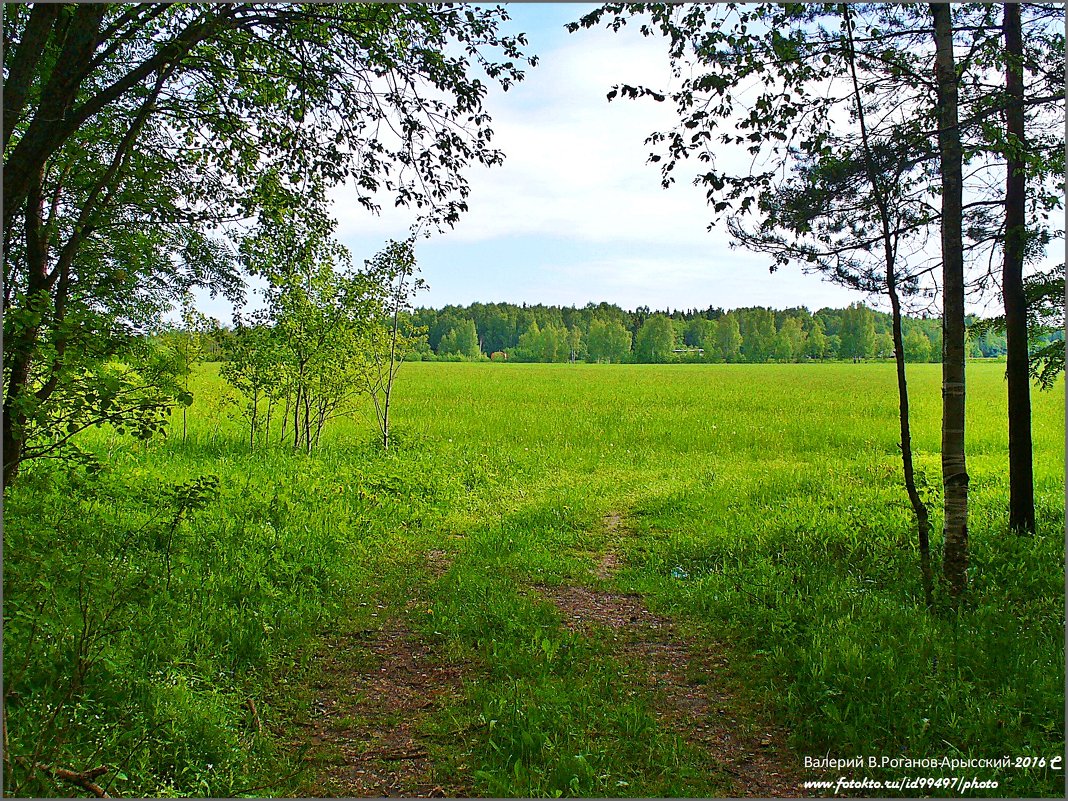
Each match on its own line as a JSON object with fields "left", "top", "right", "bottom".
{"left": 326, "top": 2, "right": 866, "bottom": 314}
{"left": 181, "top": 3, "right": 1062, "bottom": 327}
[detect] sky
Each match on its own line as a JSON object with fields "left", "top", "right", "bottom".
{"left": 326, "top": 3, "right": 866, "bottom": 314}
{"left": 197, "top": 3, "right": 1059, "bottom": 322}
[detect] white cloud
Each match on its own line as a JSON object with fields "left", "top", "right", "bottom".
{"left": 332, "top": 22, "right": 723, "bottom": 248}
{"left": 326, "top": 8, "right": 869, "bottom": 312}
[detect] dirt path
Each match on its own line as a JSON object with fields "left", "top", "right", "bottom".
{"left": 536, "top": 513, "right": 806, "bottom": 798}
{"left": 291, "top": 617, "right": 463, "bottom": 797}
{"left": 293, "top": 524, "right": 807, "bottom": 797}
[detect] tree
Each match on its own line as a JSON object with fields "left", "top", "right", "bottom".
{"left": 712, "top": 314, "right": 743, "bottom": 363}
{"left": 932, "top": 2, "right": 969, "bottom": 600}
{"left": 359, "top": 239, "right": 425, "bottom": 451}
{"left": 903, "top": 328, "right": 932, "bottom": 363}
{"left": 778, "top": 317, "right": 807, "bottom": 362}
{"left": 159, "top": 294, "right": 218, "bottom": 443}
{"left": 770, "top": 329, "right": 794, "bottom": 363}
{"left": 874, "top": 333, "right": 895, "bottom": 359}
{"left": 220, "top": 311, "right": 281, "bottom": 454}
{"left": 738, "top": 309, "right": 775, "bottom": 363}
{"left": 439, "top": 320, "right": 481, "bottom": 359}
{"left": 1001, "top": 3, "right": 1033, "bottom": 533}
{"left": 512, "top": 321, "right": 542, "bottom": 362}
{"left": 683, "top": 317, "right": 712, "bottom": 348}
{"left": 804, "top": 317, "right": 829, "bottom": 360}
{"left": 973, "top": 265, "right": 1065, "bottom": 389}
{"left": 630, "top": 305, "right": 652, "bottom": 349}
{"left": 839, "top": 304, "right": 877, "bottom": 361}
{"left": 587, "top": 319, "right": 631, "bottom": 363}
{"left": 570, "top": 3, "right": 945, "bottom": 603}
{"left": 511, "top": 321, "right": 569, "bottom": 363}
{"left": 568, "top": 326, "right": 583, "bottom": 363}
{"left": 937, "top": 2, "right": 1062, "bottom": 535}
{"left": 235, "top": 217, "right": 382, "bottom": 453}
{"left": 429, "top": 311, "right": 463, "bottom": 353}
{"left": 573, "top": 3, "right": 1062, "bottom": 596}
{"left": 634, "top": 314, "right": 675, "bottom": 362}
{"left": 3, "top": 4, "right": 534, "bottom": 486}
{"left": 475, "top": 304, "right": 519, "bottom": 356}
{"left": 537, "top": 324, "right": 569, "bottom": 363}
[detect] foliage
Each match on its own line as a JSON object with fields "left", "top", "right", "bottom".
{"left": 409, "top": 300, "right": 985, "bottom": 364}
{"left": 1, "top": 310, "right": 188, "bottom": 475}
{"left": 803, "top": 316, "right": 829, "bottom": 360}
{"left": 634, "top": 314, "right": 676, "bottom": 363}
{"left": 586, "top": 319, "right": 632, "bottom": 363}
{"left": 2, "top": 3, "right": 535, "bottom": 486}
{"left": 228, "top": 240, "right": 385, "bottom": 453}
{"left": 438, "top": 319, "right": 483, "bottom": 360}
{"left": 838, "top": 302, "right": 877, "bottom": 360}
{"left": 971, "top": 264, "right": 1066, "bottom": 390}
{"left": 2, "top": 424, "right": 463, "bottom": 796}
{"left": 903, "top": 327, "right": 932, "bottom": 363}
{"left": 567, "top": 3, "right": 1062, "bottom": 288}
{"left": 219, "top": 312, "right": 281, "bottom": 453}
{"left": 711, "top": 313, "right": 743, "bottom": 363}
{"left": 575, "top": 1, "right": 1061, "bottom": 596}
{"left": 511, "top": 321, "right": 571, "bottom": 363}
{"left": 738, "top": 307, "right": 776, "bottom": 363}
{"left": 358, "top": 238, "right": 427, "bottom": 450}
{"left": 156, "top": 295, "right": 219, "bottom": 443}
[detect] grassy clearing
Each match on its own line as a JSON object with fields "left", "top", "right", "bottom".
{"left": 3, "top": 361, "right": 1064, "bottom": 797}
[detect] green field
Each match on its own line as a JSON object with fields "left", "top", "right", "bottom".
{"left": 4, "top": 361, "right": 1064, "bottom": 797}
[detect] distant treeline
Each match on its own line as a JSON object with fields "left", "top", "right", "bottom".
{"left": 399, "top": 301, "right": 1034, "bottom": 364}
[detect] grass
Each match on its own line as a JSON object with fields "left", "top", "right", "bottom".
{"left": 3, "top": 360, "right": 1064, "bottom": 797}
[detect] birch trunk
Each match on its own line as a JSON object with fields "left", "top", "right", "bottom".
{"left": 932, "top": 3, "right": 969, "bottom": 600}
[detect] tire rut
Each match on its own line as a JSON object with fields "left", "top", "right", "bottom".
{"left": 536, "top": 512, "right": 807, "bottom": 798}
{"left": 291, "top": 616, "right": 465, "bottom": 798}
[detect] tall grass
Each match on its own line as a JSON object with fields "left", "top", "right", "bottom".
{"left": 3, "top": 361, "right": 1063, "bottom": 796}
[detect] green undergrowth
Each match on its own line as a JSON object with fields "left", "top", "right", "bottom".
{"left": 3, "top": 361, "right": 1064, "bottom": 797}
{"left": 410, "top": 513, "right": 735, "bottom": 797}
{"left": 618, "top": 483, "right": 1064, "bottom": 797}
{"left": 2, "top": 432, "right": 470, "bottom": 797}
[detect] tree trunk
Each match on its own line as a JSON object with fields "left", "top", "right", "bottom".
{"left": 382, "top": 288, "right": 404, "bottom": 451}
{"left": 302, "top": 390, "right": 312, "bottom": 453}
{"left": 382, "top": 391, "right": 391, "bottom": 451}
{"left": 842, "top": 4, "right": 934, "bottom": 608}
{"left": 3, "top": 5, "right": 108, "bottom": 234}
{"left": 250, "top": 387, "right": 258, "bottom": 454}
{"left": 889, "top": 288, "right": 935, "bottom": 608}
{"left": 2, "top": 4, "right": 61, "bottom": 150}
{"left": 2, "top": 414, "right": 22, "bottom": 489}
{"left": 3, "top": 164, "right": 51, "bottom": 489}
{"left": 292, "top": 386, "right": 301, "bottom": 450}
{"left": 1002, "top": 3, "right": 1035, "bottom": 534}
{"left": 932, "top": 3, "right": 969, "bottom": 601}
{"left": 279, "top": 390, "right": 290, "bottom": 444}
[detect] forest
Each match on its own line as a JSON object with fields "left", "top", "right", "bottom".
{"left": 201, "top": 297, "right": 1046, "bottom": 364}
{"left": 2, "top": 3, "right": 1065, "bottom": 799}
{"left": 407, "top": 301, "right": 1020, "bottom": 363}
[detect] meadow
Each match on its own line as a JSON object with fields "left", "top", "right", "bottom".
{"left": 3, "top": 361, "right": 1064, "bottom": 797}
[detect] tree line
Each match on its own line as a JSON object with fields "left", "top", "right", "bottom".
{"left": 400, "top": 300, "right": 1036, "bottom": 364}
